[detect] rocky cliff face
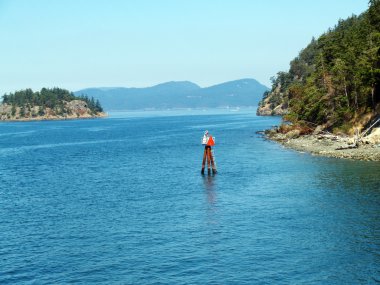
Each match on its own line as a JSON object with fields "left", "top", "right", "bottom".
{"left": 0, "top": 100, "right": 107, "bottom": 121}
{"left": 256, "top": 83, "right": 288, "bottom": 116}
{"left": 256, "top": 100, "right": 288, "bottom": 116}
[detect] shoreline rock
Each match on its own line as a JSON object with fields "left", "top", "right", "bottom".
{"left": 263, "top": 128, "right": 380, "bottom": 161}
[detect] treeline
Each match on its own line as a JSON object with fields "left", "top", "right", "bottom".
{"left": 260, "top": 0, "right": 380, "bottom": 133}
{"left": 2, "top": 87, "right": 103, "bottom": 113}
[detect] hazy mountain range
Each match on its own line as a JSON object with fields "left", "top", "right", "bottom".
{"left": 75, "top": 79, "right": 268, "bottom": 111}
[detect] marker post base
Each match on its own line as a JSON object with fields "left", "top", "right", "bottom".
{"left": 201, "top": 146, "right": 217, "bottom": 175}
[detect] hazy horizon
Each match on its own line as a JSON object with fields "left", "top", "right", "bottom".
{"left": 0, "top": 0, "right": 369, "bottom": 95}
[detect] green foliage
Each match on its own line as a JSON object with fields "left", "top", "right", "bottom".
{"left": 368, "top": 0, "right": 380, "bottom": 31}
{"left": 2, "top": 87, "right": 104, "bottom": 115}
{"left": 76, "top": 94, "right": 104, "bottom": 113}
{"left": 260, "top": 2, "right": 380, "bottom": 132}
{"left": 11, "top": 105, "right": 16, "bottom": 116}
{"left": 38, "top": 106, "right": 45, "bottom": 116}
{"left": 19, "top": 106, "right": 25, "bottom": 117}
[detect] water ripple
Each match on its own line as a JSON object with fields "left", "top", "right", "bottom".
{"left": 0, "top": 111, "right": 379, "bottom": 284}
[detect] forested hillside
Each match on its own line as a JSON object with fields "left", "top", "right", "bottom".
{"left": 1, "top": 88, "right": 105, "bottom": 121}
{"left": 258, "top": 0, "right": 380, "bottom": 134}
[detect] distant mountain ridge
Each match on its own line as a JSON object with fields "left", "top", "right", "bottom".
{"left": 75, "top": 79, "right": 268, "bottom": 110}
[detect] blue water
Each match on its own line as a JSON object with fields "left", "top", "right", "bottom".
{"left": 0, "top": 109, "right": 379, "bottom": 284}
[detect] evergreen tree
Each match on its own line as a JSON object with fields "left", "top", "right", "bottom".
{"left": 95, "top": 99, "right": 103, "bottom": 112}
{"left": 11, "top": 105, "right": 16, "bottom": 116}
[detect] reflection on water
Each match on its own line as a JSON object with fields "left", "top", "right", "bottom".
{"left": 315, "top": 159, "right": 380, "bottom": 194}
{"left": 202, "top": 174, "right": 218, "bottom": 228}
{"left": 202, "top": 174, "right": 216, "bottom": 204}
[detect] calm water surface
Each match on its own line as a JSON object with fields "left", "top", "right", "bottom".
{"left": 0, "top": 110, "right": 379, "bottom": 284}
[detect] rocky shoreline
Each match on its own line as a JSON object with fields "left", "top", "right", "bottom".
{"left": 264, "top": 128, "right": 380, "bottom": 161}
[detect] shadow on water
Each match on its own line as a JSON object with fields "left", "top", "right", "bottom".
{"left": 318, "top": 160, "right": 380, "bottom": 194}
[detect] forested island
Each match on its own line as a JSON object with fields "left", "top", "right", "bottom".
{"left": 257, "top": 0, "right": 380, "bottom": 160}
{"left": 0, "top": 88, "right": 106, "bottom": 121}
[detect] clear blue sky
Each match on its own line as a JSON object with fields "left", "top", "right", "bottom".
{"left": 0, "top": 0, "right": 369, "bottom": 94}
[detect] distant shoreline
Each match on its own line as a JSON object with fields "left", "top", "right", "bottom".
{"left": 0, "top": 112, "right": 108, "bottom": 123}
{"left": 105, "top": 106, "right": 256, "bottom": 112}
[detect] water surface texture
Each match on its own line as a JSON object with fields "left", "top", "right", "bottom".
{"left": 0, "top": 110, "right": 379, "bottom": 284}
